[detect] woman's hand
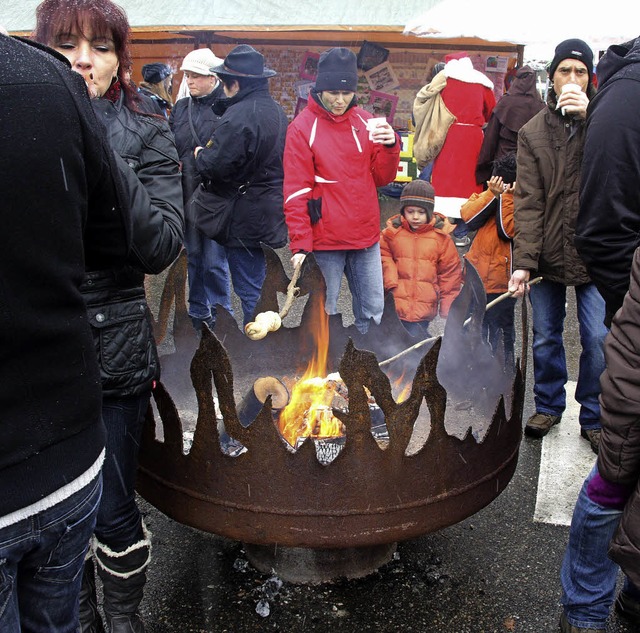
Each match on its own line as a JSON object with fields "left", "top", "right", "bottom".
{"left": 370, "top": 121, "right": 396, "bottom": 146}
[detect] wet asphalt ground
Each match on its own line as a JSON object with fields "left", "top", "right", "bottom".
{"left": 135, "top": 198, "right": 636, "bottom": 633}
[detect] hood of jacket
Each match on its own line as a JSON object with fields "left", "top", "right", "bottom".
{"left": 212, "top": 79, "right": 271, "bottom": 116}
{"left": 493, "top": 66, "right": 544, "bottom": 132}
{"left": 595, "top": 36, "right": 640, "bottom": 87}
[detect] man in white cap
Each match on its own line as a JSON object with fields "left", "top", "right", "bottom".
{"left": 169, "top": 48, "right": 232, "bottom": 331}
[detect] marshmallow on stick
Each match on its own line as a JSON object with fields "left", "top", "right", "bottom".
{"left": 244, "top": 260, "right": 303, "bottom": 340}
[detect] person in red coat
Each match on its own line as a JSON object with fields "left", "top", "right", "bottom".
{"left": 380, "top": 180, "right": 462, "bottom": 338}
{"left": 284, "top": 47, "right": 400, "bottom": 333}
{"left": 432, "top": 52, "right": 496, "bottom": 245}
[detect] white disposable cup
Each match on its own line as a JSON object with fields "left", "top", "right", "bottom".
{"left": 366, "top": 117, "right": 387, "bottom": 141}
{"left": 558, "top": 83, "right": 582, "bottom": 115}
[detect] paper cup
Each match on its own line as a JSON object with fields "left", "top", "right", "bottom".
{"left": 366, "top": 117, "right": 387, "bottom": 140}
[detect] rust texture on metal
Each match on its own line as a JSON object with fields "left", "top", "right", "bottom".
{"left": 137, "top": 248, "right": 526, "bottom": 549}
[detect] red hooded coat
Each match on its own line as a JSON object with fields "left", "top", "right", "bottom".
{"left": 284, "top": 95, "right": 400, "bottom": 253}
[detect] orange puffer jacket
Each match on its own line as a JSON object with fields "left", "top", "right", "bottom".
{"left": 460, "top": 189, "right": 514, "bottom": 293}
{"left": 380, "top": 214, "right": 462, "bottom": 323}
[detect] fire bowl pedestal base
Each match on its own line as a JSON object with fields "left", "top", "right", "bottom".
{"left": 243, "top": 542, "right": 397, "bottom": 585}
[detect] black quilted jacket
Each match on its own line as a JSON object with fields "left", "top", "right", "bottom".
{"left": 82, "top": 93, "right": 184, "bottom": 397}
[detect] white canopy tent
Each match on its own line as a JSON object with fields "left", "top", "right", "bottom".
{"left": 404, "top": 0, "right": 640, "bottom": 61}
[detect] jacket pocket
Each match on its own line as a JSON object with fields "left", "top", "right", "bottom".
{"left": 87, "top": 297, "right": 154, "bottom": 379}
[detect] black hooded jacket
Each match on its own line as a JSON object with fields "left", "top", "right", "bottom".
{"left": 194, "top": 81, "right": 288, "bottom": 249}
{"left": 476, "top": 66, "right": 544, "bottom": 184}
{"left": 575, "top": 36, "right": 640, "bottom": 326}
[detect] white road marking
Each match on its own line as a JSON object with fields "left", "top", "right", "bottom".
{"left": 533, "top": 380, "right": 598, "bottom": 526}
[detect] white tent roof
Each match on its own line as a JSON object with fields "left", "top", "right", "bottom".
{"left": 3, "top": 0, "right": 443, "bottom": 34}
{"left": 404, "top": 0, "right": 640, "bottom": 60}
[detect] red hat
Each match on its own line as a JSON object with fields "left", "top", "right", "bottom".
{"left": 444, "top": 51, "right": 468, "bottom": 63}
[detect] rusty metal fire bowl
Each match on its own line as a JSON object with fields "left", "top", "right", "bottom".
{"left": 138, "top": 248, "right": 526, "bottom": 583}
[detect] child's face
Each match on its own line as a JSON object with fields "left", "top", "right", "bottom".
{"left": 403, "top": 205, "right": 429, "bottom": 230}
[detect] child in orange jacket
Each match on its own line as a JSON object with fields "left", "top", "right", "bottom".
{"left": 380, "top": 180, "right": 462, "bottom": 338}
{"left": 460, "top": 153, "right": 516, "bottom": 366}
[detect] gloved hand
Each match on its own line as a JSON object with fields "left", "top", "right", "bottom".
{"left": 291, "top": 252, "right": 307, "bottom": 269}
{"left": 307, "top": 198, "right": 322, "bottom": 225}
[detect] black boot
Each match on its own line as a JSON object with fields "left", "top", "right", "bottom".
{"left": 94, "top": 529, "right": 151, "bottom": 633}
{"left": 78, "top": 557, "right": 105, "bottom": 633}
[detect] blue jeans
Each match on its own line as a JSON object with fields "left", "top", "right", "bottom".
{"left": 97, "top": 395, "right": 149, "bottom": 551}
{"left": 484, "top": 293, "right": 516, "bottom": 364}
{"left": 0, "top": 476, "right": 102, "bottom": 632}
{"left": 184, "top": 222, "right": 232, "bottom": 323}
{"left": 561, "top": 465, "right": 624, "bottom": 629}
{"left": 529, "top": 280, "right": 607, "bottom": 429}
{"left": 224, "top": 246, "right": 266, "bottom": 327}
{"left": 313, "top": 245, "right": 385, "bottom": 334}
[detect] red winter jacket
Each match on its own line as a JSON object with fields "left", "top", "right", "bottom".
{"left": 284, "top": 95, "right": 400, "bottom": 253}
{"left": 380, "top": 214, "right": 462, "bottom": 322}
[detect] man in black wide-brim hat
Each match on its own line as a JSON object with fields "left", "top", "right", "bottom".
{"left": 194, "top": 44, "right": 288, "bottom": 326}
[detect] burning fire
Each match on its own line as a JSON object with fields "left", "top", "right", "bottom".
{"left": 276, "top": 311, "right": 414, "bottom": 448}
{"left": 277, "top": 309, "right": 345, "bottom": 447}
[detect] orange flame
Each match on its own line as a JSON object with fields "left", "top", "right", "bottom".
{"left": 277, "top": 309, "right": 345, "bottom": 447}
{"left": 392, "top": 371, "right": 411, "bottom": 404}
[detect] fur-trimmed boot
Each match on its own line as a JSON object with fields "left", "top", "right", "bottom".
{"left": 78, "top": 554, "right": 105, "bottom": 633}
{"left": 94, "top": 526, "right": 151, "bottom": 633}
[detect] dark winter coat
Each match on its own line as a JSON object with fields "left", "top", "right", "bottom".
{"left": 169, "top": 83, "right": 224, "bottom": 205}
{"left": 194, "top": 81, "right": 288, "bottom": 249}
{"left": 597, "top": 246, "right": 640, "bottom": 588}
{"left": 476, "top": 66, "right": 544, "bottom": 184}
{"left": 0, "top": 36, "right": 130, "bottom": 516}
{"left": 84, "top": 91, "right": 184, "bottom": 397}
{"left": 575, "top": 36, "right": 640, "bottom": 326}
{"left": 512, "top": 82, "right": 596, "bottom": 286}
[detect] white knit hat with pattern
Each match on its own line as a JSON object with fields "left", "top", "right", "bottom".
{"left": 180, "top": 48, "right": 223, "bottom": 76}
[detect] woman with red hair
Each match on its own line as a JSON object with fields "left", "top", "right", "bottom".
{"left": 34, "top": 1, "right": 184, "bottom": 630}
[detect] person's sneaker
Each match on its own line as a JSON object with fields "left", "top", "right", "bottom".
{"left": 524, "top": 412, "right": 561, "bottom": 438}
{"left": 615, "top": 590, "right": 640, "bottom": 626}
{"left": 580, "top": 428, "right": 601, "bottom": 454}
{"left": 558, "top": 612, "right": 605, "bottom": 632}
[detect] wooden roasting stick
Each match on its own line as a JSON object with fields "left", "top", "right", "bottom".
{"left": 244, "top": 261, "right": 304, "bottom": 340}
{"left": 378, "top": 276, "right": 543, "bottom": 368}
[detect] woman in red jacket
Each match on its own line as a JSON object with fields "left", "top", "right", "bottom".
{"left": 283, "top": 47, "right": 400, "bottom": 333}
{"left": 380, "top": 180, "right": 462, "bottom": 337}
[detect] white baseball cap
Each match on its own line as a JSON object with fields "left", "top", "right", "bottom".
{"left": 180, "top": 48, "right": 224, "bottom": 76}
